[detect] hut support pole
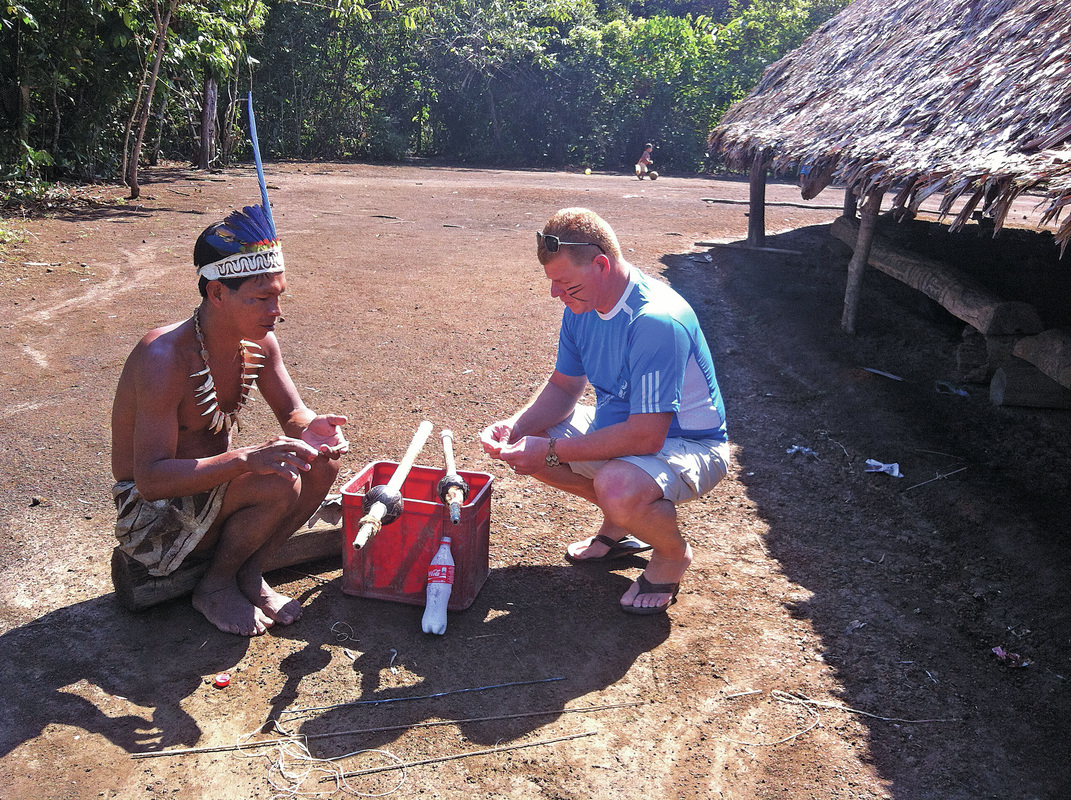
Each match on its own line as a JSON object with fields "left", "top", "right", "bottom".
{"left": 841, "top": 189, "right": 883, "bottom": 334}
{"left": 843, "top": 188, "right": 857, "bottom": 218}
{"left": 747, "top": 153, "right": 766, "bottom": 247}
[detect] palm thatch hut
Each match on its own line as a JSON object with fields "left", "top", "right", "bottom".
{"left": 708, "top": 0, "right": 1071, "bottom": 352}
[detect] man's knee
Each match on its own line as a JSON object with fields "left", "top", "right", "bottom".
{"left": 593, "top": 461, "right": 662, "bottom": 517}
{"left": 227, "top": 470, "right": 303, "bottom": 513}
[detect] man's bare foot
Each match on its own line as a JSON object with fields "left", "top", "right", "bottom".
{"left": 241, "top": 575, "right": 303, "bottom": 625}
{"left": 619, "top": 544, "right": 692, "bottom": 612}
{"left": 193, "top": 580, "right": 272, "bottom": 636}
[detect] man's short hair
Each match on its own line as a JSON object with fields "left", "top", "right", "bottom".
{"left": 538, "top": 208, "right": 622, "bottom": 265}
{"left": 194, "top": 221, "right": 255, "bottom": 297}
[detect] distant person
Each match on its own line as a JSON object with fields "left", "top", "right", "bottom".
{"left": 110, "top": 202, "right": 348, "bottom": 636}
{"left": 635, "top": 143, "right": 654, "bottom": 179}
{"left": 480, "top": 208, "right": 729, "bottom": 614}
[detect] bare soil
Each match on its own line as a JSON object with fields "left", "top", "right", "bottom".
{"left": 1, "top": 162, "right": 1069, "bottom": 800}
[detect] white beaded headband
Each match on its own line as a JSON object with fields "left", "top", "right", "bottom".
{"left": 198, "top": 245, "right": 284, "bottom": 281}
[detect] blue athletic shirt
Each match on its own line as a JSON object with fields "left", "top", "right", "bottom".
{"left": 555, "top": 267, "right": 727, "bottom": 443}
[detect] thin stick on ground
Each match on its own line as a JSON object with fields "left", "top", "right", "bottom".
{"left": 724, "top": 689, "right": 959, "bottom": 748}
{"left": 131, "top": 701, "right": 644, "bottom": 759}
{"left": 280, "top": 676, "right": 564, "bottom": 716}
{"left": 326, "top": 731, "right": 596, "bottom": 781}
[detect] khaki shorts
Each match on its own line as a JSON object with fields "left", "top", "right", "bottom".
{"left": 547, "top": 405, "right": 730, "bottom": 504}
{"left": 112, "top": 480, "right": 227, "bottom": 577}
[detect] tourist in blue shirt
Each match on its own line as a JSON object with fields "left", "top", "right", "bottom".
{"left": 481, "top": 208, "right": 729, "bottom": 615}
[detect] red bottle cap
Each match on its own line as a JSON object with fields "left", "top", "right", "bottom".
{"left": 213, "top": 672, "right": 230, "bottom": 688}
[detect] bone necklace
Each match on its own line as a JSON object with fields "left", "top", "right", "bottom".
{"left": 190, "top": 308, "right": 265, "bottom": 434}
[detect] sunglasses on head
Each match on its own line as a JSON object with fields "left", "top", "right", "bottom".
{"left": 537, "top": 231, "right": 605, "bottom": 254}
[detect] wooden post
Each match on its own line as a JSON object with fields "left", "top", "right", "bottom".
{"left": 747, "top": 152, "right": 767, "bottom": 247}
{"left": 1013, "top": 330, "right": 1071, "bottom": 389}
{"left": 841, "top": 189, "right": 883, "bottom": 334}
{"left": 843, "top": 187, "right": 857, "bottom": 219}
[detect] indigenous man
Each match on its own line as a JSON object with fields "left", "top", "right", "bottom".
{"left": 110, "top": 204, "right": 348, "bottom": 636}
{"left": 480, "top": 208, "right": 729, "bottom": 614}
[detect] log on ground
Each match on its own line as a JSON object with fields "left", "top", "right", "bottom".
{"left": 990, "top": 358, "right": 1071, "bottom": 409}
{"left": 111, "top": 526, "right": 343, "bottom": 611}
{"left": 1013, "top": 329, "right": 1071, "bottom": 390}
{"left": 831, "top": 216, "right": 1043, "bottom": 336}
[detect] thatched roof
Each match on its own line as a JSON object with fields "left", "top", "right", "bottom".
{"left": 708, "top": 0, "right": 1071, "bottom": 248}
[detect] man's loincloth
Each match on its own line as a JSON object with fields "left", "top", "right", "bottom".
{"left": 112, "top": 481, "right": 227, "bottom": 577}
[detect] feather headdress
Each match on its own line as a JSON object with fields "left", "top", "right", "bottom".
{"left": 197, "top": 95, "right": 285, "bottom": 281}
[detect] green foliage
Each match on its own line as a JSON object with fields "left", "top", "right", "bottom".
{"left": 0, "top": 141, "right": 55, "bottom": 207}
{"left": 545, "top": 14, "right": 722, "bottom": 170}
{"left": 1, "top": 0, "right": 143, "bottom": 179}
{"left": 708, "top": 0, "right": 849, "bottom": 115}
{"left": 4, "top": 0, "right": 851, "bottom": 177}
{"left": 0, "top": 221, "right": 25, "bottom": 249}
{"left": 406, "top": 0, "right": 589, "bottom": 161}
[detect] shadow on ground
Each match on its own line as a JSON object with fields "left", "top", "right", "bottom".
{"left": 0, "top": 560, "right": 667, "bottom": 760}
{"left": 659, "top": 224, "right": 1071, "bottom": 799}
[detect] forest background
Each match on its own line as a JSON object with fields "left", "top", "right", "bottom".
{"left": 3, "top": 0, "right": 848, "bottom": 195}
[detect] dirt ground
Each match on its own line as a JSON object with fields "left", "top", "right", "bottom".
{"left": 1, "top": 162, "right": 1069, "bottom": 800}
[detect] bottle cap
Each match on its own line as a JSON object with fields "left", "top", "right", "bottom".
{"left": 213, "top": 672, "right": 230, "bottom": 688}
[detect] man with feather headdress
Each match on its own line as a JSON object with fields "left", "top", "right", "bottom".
{"left": 109, "top": 202, "right": 348, "bottom": 636}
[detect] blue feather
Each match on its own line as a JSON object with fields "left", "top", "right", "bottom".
{"left": 202, "top": 95, "right": 280, "bottom": 258}
{"left": 247, "top": 95, "right": 277, "bottom": 236}
{"left": 205, "top": 205, "right": 278, "bottom": 254}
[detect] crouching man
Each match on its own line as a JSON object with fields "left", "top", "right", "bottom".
{"left": 110, "top": 203, "right": 348, "bottom": 636}
{"left": 481, "top": 208, "right": 729, "bottom": 615}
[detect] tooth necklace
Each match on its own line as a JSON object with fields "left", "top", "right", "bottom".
{"left": 190, "top": 307, "right": 265, "bottom": 434}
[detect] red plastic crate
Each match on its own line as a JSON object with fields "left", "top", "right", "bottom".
{"left": 340, "top": 461, "right": 493, "bottom": 610}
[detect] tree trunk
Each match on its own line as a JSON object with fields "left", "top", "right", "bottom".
{"left": 217, "top": 82, "right": 238, "bottom": 165}
{"left": 831, "top": 215, "right": 1043, "bottom": 336}
{"left": 148, "top": 90, "right": 168, "bottom": 166}
{"left": 112, "top": 527, "right": 343, "bottom": 611}
{"left": 486, "top": 80, "right": 501, "bottom": 146}
{"left": 1013, "top": 329, "right": 1071, "bottom": 389}
{"left": 125, "top": 0, "right": 180, "bottom": 199}
{"left": 198, "top": 76, "right": 218, "bottom": 170}
{"left": 990, "top": 358, "right": 1071, "bottom": 409}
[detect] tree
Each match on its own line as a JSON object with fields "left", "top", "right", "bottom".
{"left": 409, "top": 0, "right": 594, "bottom": 161}
{"left": 123, "top": 0, "right": 180, "bottom": 198}
{"left": 3, "top": 0, "right": 143, "bottom": 180}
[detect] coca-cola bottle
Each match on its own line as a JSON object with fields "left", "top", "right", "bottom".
{"left": 421, "top": 536, "right": 454, "bottom": 635}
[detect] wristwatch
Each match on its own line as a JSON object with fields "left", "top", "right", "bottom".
{"left": 545, "top": 437, "right": 561, "bottom": 468}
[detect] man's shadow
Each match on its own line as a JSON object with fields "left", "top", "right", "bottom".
{"left": 0, "top": 558, "right": 667, "bottom": 759}
{"left": 0, "top": 596, "right": 253, "bottom": 756}
{"left": 264, "top": 559, "right": 669, "bottom": 757}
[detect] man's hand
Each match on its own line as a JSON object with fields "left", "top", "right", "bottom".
{"left": 494, "top": 436, "right": 551, "bottom": 475}
{"left": 245, "top": 436, "right": 322, "bottom": 481}
{"left": 479, "top": 420, "right": 514, "bottom": 457}
{"left": 302, "top": 414, "right": 350, "bottom": 459}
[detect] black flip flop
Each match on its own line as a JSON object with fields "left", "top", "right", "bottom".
{"left": 564, "top": 533, "right": 652, "bottom": 564}
{"left": 620, "top": 572, "right": 680, "bottom": 615}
